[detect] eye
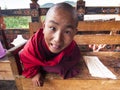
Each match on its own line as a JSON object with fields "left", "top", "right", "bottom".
{"left": 65, "top": 31, "right": 71, "bottom": 34}
{"left": 64, "top": 29, "right": 73, "bottom": 35}
{"left": 49, "top": 27, "right": 56, "bottom": 31}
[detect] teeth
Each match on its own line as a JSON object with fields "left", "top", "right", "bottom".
{"left": 52, "top": 44, "right": 59, "bottom": 49}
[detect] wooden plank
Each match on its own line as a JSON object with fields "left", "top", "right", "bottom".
{"left": 81, "top": 52, "right": 120, "bottom": 58}
{"left": 74, "top": 35, "right": 120, "bottom": 44}
{"left": 1, "top": 8, "right": 49, "bottom": 16}
{"left": 15, "top": 78, "right": 120, "bottom": 90}
{"left": 1, "top": 9, "right": 38, "bottom": 16}
{"left": 86, "top": 7, "right": 120, "bottom": 14}
{"left": 77, "top": 21, "right": 120, "bottom": 31}
{"left": 0, "top": 56, "right": 14, "bottom": 80}
{"left": 15, "top": 77, "right": 24, "bottom": 90}
{"left": 8, "top": 54, "right": 20, "bottom": 76}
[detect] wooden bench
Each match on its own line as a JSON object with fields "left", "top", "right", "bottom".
{"left": 7, "top": 21, "right": 120, "bottom": 90}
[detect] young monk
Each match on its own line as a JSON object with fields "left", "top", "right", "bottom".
{"left": 20, "top": 2, "right": 81, "bottom": 87}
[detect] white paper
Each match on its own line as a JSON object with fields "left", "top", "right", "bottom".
{"left": 83, "top": 56, "right": 117, "bottom": 79}
{"left": 11, "top": 35, "right": 27, "bottom": 46}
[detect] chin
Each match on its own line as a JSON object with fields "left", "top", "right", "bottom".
{"left": 49, "top": 45, "right": 63, "bottom": 54}
{"left": 49, "top": 47, "right": 63, "bottom": 53}
{"left": 50, "top": 50, "right": 61, "bottom": 54}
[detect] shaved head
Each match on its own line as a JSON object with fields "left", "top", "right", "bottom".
{"left": 45, "top": 3, "right": 78, "bottom": 27}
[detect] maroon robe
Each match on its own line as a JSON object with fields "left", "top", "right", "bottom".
{"left": 20, "top": 29, "right": 81, "bottom": 79}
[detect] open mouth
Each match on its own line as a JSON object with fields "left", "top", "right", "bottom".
{"left": 50, "top": 43, "right": 61, "bottom": 50}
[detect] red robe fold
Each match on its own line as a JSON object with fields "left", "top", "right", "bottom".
{"left": 20, "top": 29, "right": 81, "bottom": 78}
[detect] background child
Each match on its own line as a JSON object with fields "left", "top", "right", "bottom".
{"left": 20, "top": 2, "right": 81, "bottom": 87}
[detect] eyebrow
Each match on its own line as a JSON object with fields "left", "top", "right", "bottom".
{"left": 66, "top": 25, "right": 74, "bottom": 30}
{"left": 49, "top": 20, "right": 59, "bottom": 25}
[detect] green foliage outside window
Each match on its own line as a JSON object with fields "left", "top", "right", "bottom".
{"left": 4, "top": 16, "right": 31, "bottom": 29}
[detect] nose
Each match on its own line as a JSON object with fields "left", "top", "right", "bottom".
{"left": 54, "top": 31, "right": 63, "bottom": 43}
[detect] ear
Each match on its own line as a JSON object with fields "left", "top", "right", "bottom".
{"left": 42, "top": 23, "right": 45, "bottom": 34}
{"left": 74, "top": 28, "right": 77, "bottom": 35}
{"left": 42, "top": 22, "right": 45, "bottom": 29}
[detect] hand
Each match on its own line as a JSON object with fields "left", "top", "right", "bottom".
{"left": 89, "top": 44, "right": 106, "bottom": 52}
{"left": 32, "top": 73, "right": 44, "bottom": 87}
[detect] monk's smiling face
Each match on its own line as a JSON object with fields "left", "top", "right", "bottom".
{"left": 43, "top": 3, "right": 78, "bottom": 53}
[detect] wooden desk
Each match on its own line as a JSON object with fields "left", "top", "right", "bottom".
{"left": 0, "top": 56, "right": 14, "bottom": 80}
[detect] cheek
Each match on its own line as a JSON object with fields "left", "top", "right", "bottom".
{"left": 44, "top": 32, "right": 51, "bottom": 41}
{"left": 63, "top": 35, "right": 74, "bottom": 46}
{"left": 43, "top": 29, "right": 49, "bottom": 40}
{"left": 43, "top": 30, "right": 53, "bottom": 43}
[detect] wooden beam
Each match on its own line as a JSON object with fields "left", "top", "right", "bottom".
{"left": 74, "top": 35, "right": 120, "bottom": 44}
{"left": 77, "top": 21, "right": 120, "bottom": 31}
{"left": 14, "top": 77, "right": 120, "bottom": 90}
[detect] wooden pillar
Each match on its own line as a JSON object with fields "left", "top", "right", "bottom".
{"left": 76, "top": 0, "right": 86, "bottom": 21}
{"left": 0, "top": 17, "right": 6, "bottom": 29}
{"left": 0, "top": 15, "right": 9, "bottom": 49}
{"left": 0, "top": 7, "right": 6, "bottom": 29}
{"left": 30, "top": 0, "right": 40, "bottom": 22}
